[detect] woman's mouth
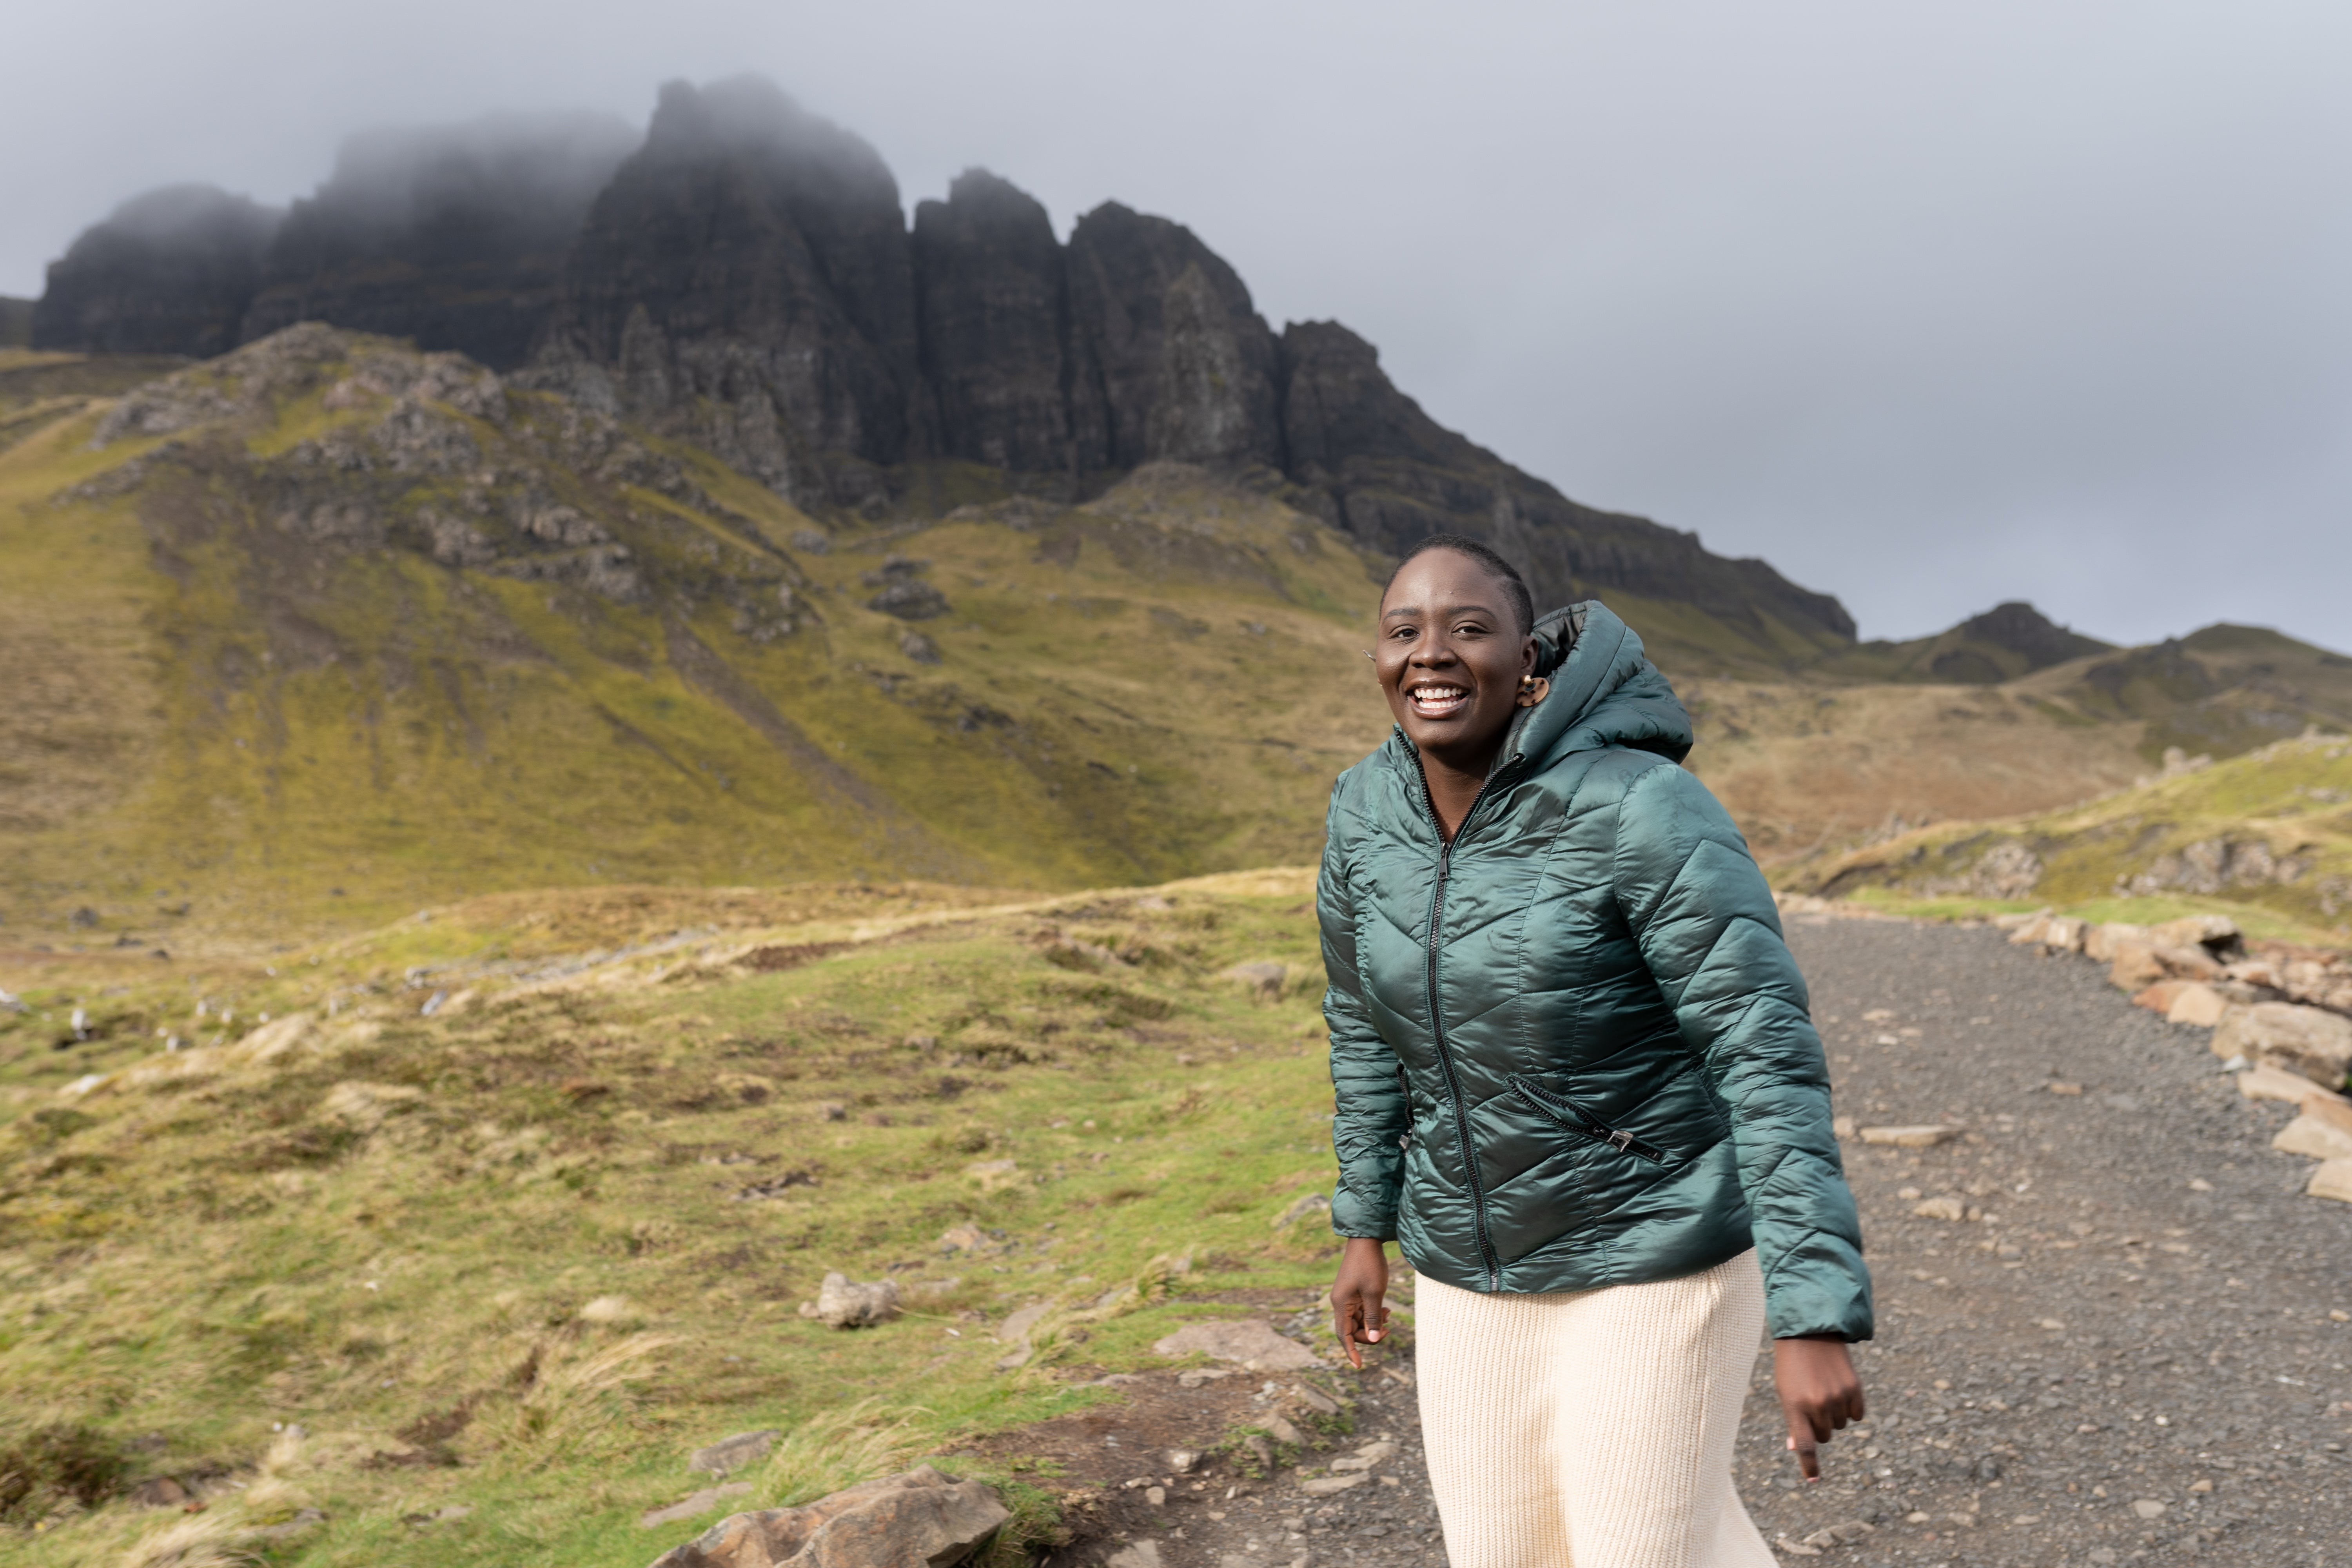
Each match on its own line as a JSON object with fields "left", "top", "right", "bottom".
{"left": 1407, "top": 682, "right": 1472, "bottom": 718}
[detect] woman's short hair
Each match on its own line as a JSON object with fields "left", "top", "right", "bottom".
{"left": 1385, "top": 533, "right": 1535, "bottom": 635}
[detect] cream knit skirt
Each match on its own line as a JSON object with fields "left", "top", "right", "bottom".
{"left": 1412, "top": 1249, "right": 1776, "bottom": 1568}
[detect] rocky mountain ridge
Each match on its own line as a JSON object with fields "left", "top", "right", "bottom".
{"left": 29, "top": 77, "right": 1851, "bottom": 649}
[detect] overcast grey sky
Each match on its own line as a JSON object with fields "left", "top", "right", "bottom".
{"left": 7, "top": 0, "right": 2348, "bottom": 649}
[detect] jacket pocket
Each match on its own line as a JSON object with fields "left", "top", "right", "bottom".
{"left": 1505, "top": 1075, "right": 1666, "bottom": 1163}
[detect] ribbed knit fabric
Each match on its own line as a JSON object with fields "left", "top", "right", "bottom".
{"left": 1413, "top": 1249, "right": 1776, "bottom": 1568}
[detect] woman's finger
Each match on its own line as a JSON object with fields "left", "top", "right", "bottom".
{"left": 1785, "top": 1426, "right": 1821, "bottom": 1482}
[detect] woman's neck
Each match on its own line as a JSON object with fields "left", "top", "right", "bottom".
{"left": 1418, "top": 737, "right": 1505, "bottom": 841}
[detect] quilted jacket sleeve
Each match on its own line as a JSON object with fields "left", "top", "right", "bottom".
{"left": 1320, "top": 782, "right": 1408, "bottom": 1240}
{"left": 1612, "top": 760, "right": 1873, "bottom": 1340}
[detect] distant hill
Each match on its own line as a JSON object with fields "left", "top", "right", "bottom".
{"left": 1807, "top": 600, "right": 2112, "bottom": 684}
{"left": 1782, "top": 731, "right": 2352, "bottom": 939}
{"left": 28, "top": 77, "right": 1855, "bottom": 661}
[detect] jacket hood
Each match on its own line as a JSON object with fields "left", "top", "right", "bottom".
{"left": 1510, "top": 600, "right": 1693, "bottom": 767}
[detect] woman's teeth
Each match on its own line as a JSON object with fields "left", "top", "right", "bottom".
{"left": 1409, "top": 685, "right": 1470, "bottom": 715}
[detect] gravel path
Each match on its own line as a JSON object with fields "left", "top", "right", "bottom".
{"left": 1078, "top": 916, "right": 2352, "bottom": 1568}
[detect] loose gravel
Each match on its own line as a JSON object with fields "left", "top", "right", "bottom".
{"left": 1082, "top": 916, "right": 2350, "bottom": 1568}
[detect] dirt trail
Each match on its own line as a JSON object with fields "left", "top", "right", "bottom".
{"left": 1026, "top": 918, "right": 2351, "bottom": 1568}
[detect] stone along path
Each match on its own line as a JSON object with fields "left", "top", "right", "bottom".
{"left": 1044, "top": 917, "right": 2351, "bottom": 1568}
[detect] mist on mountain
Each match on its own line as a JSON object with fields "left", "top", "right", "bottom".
{"left": 31, "top": 185, "right": 283, "bottom": 357}
{"left": 26, "top": 76, "right": 1858, "bottom": 653}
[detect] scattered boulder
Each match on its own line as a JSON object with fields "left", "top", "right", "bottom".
{"left": 2154, "top": 943, "right": 2226, "bottom": 981}
{"left": 1286, "top": 1384, "right": 1340, "bottom": 1417}
{"left": 646, "top": 1466, "right": 1009, "bottom": 1568}
{"left": 643, "top": 1483, "right": 753, "bottom": 1528}
{"left": 808, "top": 1272, "right": 901, "bottom": 1329}
{"left": 1910, "top": 1196, "right": 1971, "bottom": 1221}
{"left": 2149, "top": 914, "right": 2243, "bottom": 959}
{"left": 2273, "top": 1114, "right": 2352, "bottom": 1162}
{"left": 691, "top": 1430, "right": 782, "bottom": 1476}
{"left": 2006, "top": 911, "right": 2090, "bottom": 953}
{"left": 995, "top": 1303, "right": 1051, "bottom": 1345}
{"left": 1857, "top": 1125, "right": 1962, "bottom": 1148}
{"left": 2084, "top": 924, "right": 2149, "bottom": 964}
{"left": 1299, "top": 1472, "right": 1369, "bottom": 1496}
{"left": 2308, "top": 1161, "right": 2352, "bottom": 1205}
{"left": 2165, "top": 984, "right": 2232, "bottom": 1028}
{"left": 1153, "top": 1318, "right": 1322, "bottom": 1371}
{"left": 2211, "top": 1004, "right": 2352, "bottom": 1090}
{"left": 992, "top": 1301, "right": 1052, "bottom": 1368}
{"left": 1219, "top": 960, "right": 1288, "bottom": 998}
{"left": 2107, "top": 941, "right": 2167, "bottom": 992}
{"left": 2235, "top": 1066, "right": 2352, "bottom": 1134}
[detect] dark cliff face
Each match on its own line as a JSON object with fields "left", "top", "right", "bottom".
{"left": 528, "top": 78, "right": 933, "bottom": 505}
{"left": 1277, "top": 320, "right": 1857, "bottom": 641}
{"left": 1064, "top": 203, "right": 1283, "bottom": 471}
{"left": 238, "top": 112, "right": 636, "bottom": 370}
{"left": 33, "top": 185, "right": 283, "bottom": 356}
{"left": 912, "top": 170, "right": 1075, "bottom": 473}
{"left": 33, "top": 76, "right": 1860, "bottom": 650}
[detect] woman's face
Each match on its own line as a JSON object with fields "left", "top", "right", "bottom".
{"left": 1375, "top": 550, "right": 1535, "bottom": 763}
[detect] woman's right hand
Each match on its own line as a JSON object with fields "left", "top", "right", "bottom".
{"left": 1330, "top": 1236, "right": 1391, "bottom": 1369}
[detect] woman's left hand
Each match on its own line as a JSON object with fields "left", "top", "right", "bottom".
{"left": 1772, "top": 1336, "right": 1865, "bottom": 1481}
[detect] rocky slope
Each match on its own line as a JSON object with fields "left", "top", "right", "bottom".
{"left": 1786, "top": 732, "right": 2352, "bottom": 937}
{"left": 0, "top": 327, "right": 1398, "bottom": 940}
{"left": 7, "top": 330, "right": 2345, "bottom": 940}
{"left": 33, "top": 76, "right": 1854, "bottom": 655}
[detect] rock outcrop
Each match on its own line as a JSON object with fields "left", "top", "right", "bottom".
{"left": 1063, "top": 202, "right": 1283, "bottom": 472}
{"left": 1274, "top": 319, "right": 1856, "bottom": 639}
{"left": 33, "top": 75, "right": 1860, "bottom": 645}
{"left": 32, "top": 185, "right": 284, "bottom": 357}
{"left": 911, "top": 170, "right": 1079, "bottom": 474}
{"left": 526, "top": 77, "right": 933, "bottom": 510}
{"left": 237, "top": 111, "right": 637, "bottom": 370}
{"left": 646, "top": 1466, "right": 1008, "bottom": 1568}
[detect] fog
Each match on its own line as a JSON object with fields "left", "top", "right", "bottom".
{"left": 299, "top": 111, "right": 637, "bottom": 237}
{"left": 6, "top": 0, "right": 2347, "bottom": 648}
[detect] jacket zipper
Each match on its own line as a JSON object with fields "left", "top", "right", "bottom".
{"left": 1413, "top": 751, "right": 1505, "bottom": 1290}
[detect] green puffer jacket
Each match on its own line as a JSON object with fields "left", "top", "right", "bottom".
{"left": 1320, "top": 601, "right": 1872, "bottom": 1341}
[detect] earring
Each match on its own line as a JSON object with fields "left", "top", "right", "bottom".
{"left": 1515, "top": 674, "right": 1550, "bottom": 708}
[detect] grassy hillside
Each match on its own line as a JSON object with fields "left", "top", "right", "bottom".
{"left": 1783, "top": 731, "right": 2352, "bottom": 940}
{"left": 0, "top": 329, "right": 1401, "bottom": 945}
{"left": 9, "top": 330, "right": 2340, "bottom": 945}
{"left": 0, "top": 871, "right": 1373, "bottom": 1566}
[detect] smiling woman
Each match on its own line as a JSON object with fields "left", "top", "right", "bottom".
{"left": 1320, "top": 536, "right": 1874, "bottom": 1567}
